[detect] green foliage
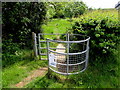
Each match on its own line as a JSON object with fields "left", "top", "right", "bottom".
{"left": 25, "top": 46, "right": 120, "bottom": 88}
{"left": 2, "top": 2, "right": 46, "bottom": 48}
{"left": 64, "top": 2, "right": 88, "bottom": 18}
{"left": 2, "top": 48, "right": 31, "bottom": 68}
{"left": 2, "top": 39, "right": 21, "bottom": 67}
{"left": 71, "top": 10, "right": 120, "bottom": 63}
{"left": 45, "top": 3, "right": 56, "bottom": 19}
{"left": 2, "top": 18, "right": 120, "bottom": 88}
{"left": 25, "top": 76, "right": 55, "bottom": 88}
{"left": 52, "top": 2, "right": 66, "bottom": 18}
{"left": 2, "top": 2, "right": 47, "bottom": 67}
{"left": 69, "top": 44, "right": 120, "bottom": 88}
{"left": 2, "top": 50, "right": 48, "bottom": 88}
{"left": 2, "top": 39, "right": 20, "bottom": 54}
{"left": 45, "top": 2, "right": 66, "bottom": 19}
{"left": 42, "top": 19, "right": 73, "bottom": 34}
{"left": 45, "top": 2, "right": 87, "bottom": 19}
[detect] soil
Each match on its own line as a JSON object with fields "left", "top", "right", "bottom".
{"left": 15, "top": 67, "right": 48, "bottom": 88}
{"left": 15, "top": 44, "right": 66, "bottom": 88}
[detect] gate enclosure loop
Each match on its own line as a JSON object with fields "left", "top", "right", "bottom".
{"left": 46, "top": 34, "right": 90, "bottom": 75}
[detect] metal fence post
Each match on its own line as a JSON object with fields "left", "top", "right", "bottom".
{"left": 67, "top": 33, "right": 70, "bottom": 75}
{"left": 38, "top": 33, "right": 41, "bottom": 60}
{"left": 46, "top": 34, "right": 90, "bottom": 75}
{"left": 46, "top": 39, "right": 50, "bottom": 75}
{"left": 85, "top": 40, "right": 89, "bottom": 68}
{"left": 32, "top": 32, "right": 38, "bottom": 57}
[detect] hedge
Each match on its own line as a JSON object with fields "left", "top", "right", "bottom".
{"left": 71, "top": 10, "right": 120, "bottom": 63}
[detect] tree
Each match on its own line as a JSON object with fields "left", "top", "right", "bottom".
{"left": 64, "top": 2, "right": 88, "bottom": 18}
{"left": 47, "top": 2, "right": 67, "bottom": 18}
{"left": 2, "top": 2, "right": 46, "bottom": 48}
{"left": 45, "top": 2, "right": 87, "bottom": 19}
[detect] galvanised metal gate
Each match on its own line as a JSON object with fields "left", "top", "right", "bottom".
{"left": 33, "top": 33, "right": 90, "bottom": 75}
{"left": 37, "top": 33, "right": 68, "bottom": 60}
{"left": 46, "top": 34, "right": 90, "bottom": 75}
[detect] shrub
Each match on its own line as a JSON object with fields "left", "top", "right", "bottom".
{"left": 71, "top": 10, "right": 120, "bottom": 63}
{"left": 46, "top": 2, "right": 87, "bottom": 19}
{"left": 2, "top": 39, "right": 20, "bottom": 54}
{"left": 2, "top": 2, "right": 46, "bottom": 48}
{"left": 2, "top": 39, "right": 20, "bottom": 67}
{"left": 64, "top": 2, "right": 88, "bottom": 18}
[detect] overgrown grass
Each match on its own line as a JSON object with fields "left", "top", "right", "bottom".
{"left": 25, "top": 44, "right": 120, "bottom": 88}
{"left": 42, "top": 18, "right": 74, "bottom": 39}
{"left": 2, "top": 49, "right": 48, "bottom": 88}
{"left": 3, "top": 18, "right": 120, "bottom": 88}
{"left": 42, "top": 19, "right": 72, "bottom": 33}
{"left": 40, "top": 18, "right": 74, "bottom": 55}
{"left": 2, "top": 18, "right": 76, "bottom": 88}
{"left": 24, "top": 17, "right": 120, "bottom": 88}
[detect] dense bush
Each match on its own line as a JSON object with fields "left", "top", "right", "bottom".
{"left": 71, "top": 10, "right": 120, "bottom": 63}
{"left": 2, "top": 2, "right": 46, "bottom": 67}
{"left": 46, "top": 2, "right": 87, "bottom": 19}
{"left": 2, "top": 2, "right": 46, "bottom": 48}
{"left": 64, "top": 2, "right": 87, "bottom": 18}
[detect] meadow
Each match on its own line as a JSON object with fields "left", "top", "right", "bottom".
{"left": 2, "top": 9, "right": 120, "bottom": 88}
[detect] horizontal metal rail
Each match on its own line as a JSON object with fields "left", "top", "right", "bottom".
{"left": 40, "top": 53, "right": 47, "bottom": 55}
{"left": 49, "top": 66, "right": 86, "bottom": 75}
{"left": 56, "top": 60, "right": 86, "bottom": 66}
{"left": 46, "top": 37, "right": 90, "bottom": 43}
{"left": 38, "top": 33, "right": 90, "bottom": 75}
{"left": 38, "top": 33, "right": 89, "bottom": 38}
{"left": 49, "top": 47, "right": 89, "bottom": 55}
{"left": 40, "top": 47, "right": 65, "bottom": 50}
{"left": 39, "top": 41, "right": 47, "bottom": 43}
{"left": 38, "top": 33, "right": 67, "bottom": 35}
{"left": 41, "top": 58, "right": 48, "bottom": 60}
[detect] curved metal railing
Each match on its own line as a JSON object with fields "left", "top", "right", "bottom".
{"left": 46, "top": 34, "right": 90, "bottom": 75}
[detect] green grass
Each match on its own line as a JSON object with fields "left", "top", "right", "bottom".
{"left": 2, "top": 49, "right": 48, "bottom": 88}
{"left": 2, "top": 18, "right": 120, "bottom": 88}
{"left": 42, "top": 19, "right": 72, "bottom": 34}
{"left": 42, "top": 18, "right": 74, "bottom": 39}
{"left": 24, "top": 43, "right": 120, "bottom": 88}
{"left": 40, "top": 18, "right": 74, "bottom": 54}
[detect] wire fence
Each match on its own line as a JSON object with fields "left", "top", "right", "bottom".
{"left": 46, "top": 34, "right": 90, "bottom": 75}
{"left": 32, "top": 33, "right": 90, "bottom": 75}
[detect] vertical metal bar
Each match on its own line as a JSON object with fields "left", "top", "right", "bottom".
{"left": 83, "top": 36, "right": 85, "bottom": 51}
{"left": 38, "top": 33, "right": 41, "bottom": 60}
{"left": 35, "top": 33, "right": 38, "bottom": 57}
{"left": 67, "top": 33, "right": 70, "bottom": 75}
{"left": 32, "top": 32, "right": 38, "bottom": 57}
{"left": 66, "top": 33, "right": 68, "bottom": 41}
{"left": 85, "top": 39, "right": 89, "bottom": 68}
{"left": 46, "top": 39, "right": 50, "bottom": 74}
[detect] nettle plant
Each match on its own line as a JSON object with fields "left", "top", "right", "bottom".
{"left": 72, "top": 10, "right": 120, "bottom": 62}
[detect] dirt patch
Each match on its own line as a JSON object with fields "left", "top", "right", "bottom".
{"left": 56, "top": 44, "right": 65, "bottom": 53}
{"left": 15, "top": 67, "right": 48, "bottom": 88}
{"left": 55, "top": 44, "right": 66, "bottom": 63}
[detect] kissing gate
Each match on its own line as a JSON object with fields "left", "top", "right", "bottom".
{"left": 32, "top": 32, "right": 90, "bottom": 75}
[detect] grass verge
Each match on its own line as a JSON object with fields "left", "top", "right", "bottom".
{"left": 25, "top": 44, "right": 120, "bottom": 88}
{"left": 2, "top": 49, "right": 48, "bottom": 88}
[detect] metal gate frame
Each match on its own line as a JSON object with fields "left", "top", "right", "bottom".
{"left": 32, "top": 33, "right": 90, "bottom": 75}
{"left": 46, "top": 34, "right": 90, "bottom": 75}
{"left": 37, "top": 33, "right": 68, "bottom": 60}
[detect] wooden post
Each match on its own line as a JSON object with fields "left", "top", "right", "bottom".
{"left": 32, "top": 32, "right": 38, "bottom": 57}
